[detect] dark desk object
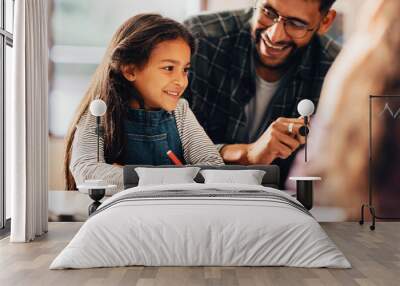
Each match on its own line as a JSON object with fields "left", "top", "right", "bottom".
{"left": 88, "top": 188, "right": 106, "bottom": 215}
{"left": 85, "top": 99, "right": 109, "bottom": 215}
{"left": 77, "top": 182, "right": 116, "bottom": 215}
{"left": 297, "top": 99, "right": 315, "bottom": 163}
{"left": 289, "top": 177, "right": 321, "bottom": 210}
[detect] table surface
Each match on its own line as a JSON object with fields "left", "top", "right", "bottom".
{"left": 289, "top": 176, "right": 322, "bottom": 181}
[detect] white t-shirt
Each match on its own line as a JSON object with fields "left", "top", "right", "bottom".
{"left": 245, "top": 75, "right": 281, "bottom": 141}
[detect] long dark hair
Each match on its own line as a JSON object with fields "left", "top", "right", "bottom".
{"left": 64, "top": 14, "right": 195, "bottom": 190}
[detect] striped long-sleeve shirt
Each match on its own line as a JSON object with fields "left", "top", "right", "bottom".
{"left": 70, "top": 98, "right": 224, "bottom": 192}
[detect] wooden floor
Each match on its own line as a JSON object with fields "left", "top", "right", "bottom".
{"left": 0, "top": 222, "right": 399, "bottom": 286}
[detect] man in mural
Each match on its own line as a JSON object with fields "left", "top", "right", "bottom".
{"left": 184, "top": 0, "right": 339, "bottom": 186}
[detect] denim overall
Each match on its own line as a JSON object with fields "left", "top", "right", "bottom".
{"left": 121, "top": 108, "right": 185, "bottom": 165}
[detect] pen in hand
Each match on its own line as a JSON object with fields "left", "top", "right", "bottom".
{"left": 167, "top": 150, "right": 183, "bottom": 166}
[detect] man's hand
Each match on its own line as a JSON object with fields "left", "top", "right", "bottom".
{"left": 248, "top": 117, "right": 305, "bottom": 164}
{"left": 220, "top": 117, "right": 306, "bottom": 164}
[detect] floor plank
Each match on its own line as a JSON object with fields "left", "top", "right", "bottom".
{"left": 0, "top": 222, "right": 399, "bottom": 286}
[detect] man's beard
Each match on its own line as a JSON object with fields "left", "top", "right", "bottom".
{"left": 254, "top": 28, "right": 306, "bottom": 71}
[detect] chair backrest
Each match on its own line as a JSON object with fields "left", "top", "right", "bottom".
{"left": 123, "top": 165, "right": 280, "bottom": 189}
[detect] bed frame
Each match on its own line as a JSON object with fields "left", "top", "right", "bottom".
{"left": 123, "top": 165, "right": 280, "bottom": 189}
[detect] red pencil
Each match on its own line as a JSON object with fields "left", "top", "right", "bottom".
{"left": 167, "top": 150, "right": 183, "bottom": 166}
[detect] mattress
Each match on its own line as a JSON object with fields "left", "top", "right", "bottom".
{"left": 50, "top": 183, "right": 351, "bottom": 269}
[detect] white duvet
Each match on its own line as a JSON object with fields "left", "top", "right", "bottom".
{"left": 50, "top": 183, "right": 351, "bottom": 269}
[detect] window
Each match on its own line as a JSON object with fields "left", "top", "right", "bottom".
{"left": 0, "top": 0, "right": 14, "bottom": 234}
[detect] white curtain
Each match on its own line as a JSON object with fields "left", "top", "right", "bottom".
{"left": 9, "top": 0, "right": 49, "bottom": 242}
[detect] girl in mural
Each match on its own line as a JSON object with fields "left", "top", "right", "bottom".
{"left": 64, "top": 14, "right": 224, "bottom": 191}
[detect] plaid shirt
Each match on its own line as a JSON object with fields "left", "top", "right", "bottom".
{"left": 184, "top": 9, "right": 340, "bottom": 185}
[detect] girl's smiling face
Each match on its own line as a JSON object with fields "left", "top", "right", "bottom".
{"left": 123, "top": 38, "right": 191, "bottom": 112}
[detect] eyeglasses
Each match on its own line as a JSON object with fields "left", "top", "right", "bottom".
{"left": 254, "top": 6, "right": 317, "bottom": 39}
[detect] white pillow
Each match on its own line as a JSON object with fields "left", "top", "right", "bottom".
{"left": 200, "top": 169, "right": 266, "bottom": 185}
{"left": 135, "top": 167, "right": 201, "bottom": 186}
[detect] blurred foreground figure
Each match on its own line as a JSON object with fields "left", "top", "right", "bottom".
{"left": 289, "top": 0, "right": 400, "bottom": 219}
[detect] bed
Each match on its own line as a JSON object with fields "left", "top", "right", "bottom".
{"left": 50, "top": 165, "right": 350, "bottom": 269}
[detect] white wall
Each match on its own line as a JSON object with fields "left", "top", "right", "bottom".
{"left": 207, "top": 0, "right": 253, "bottom": 12}
{"left": 333, "top": 0, "right": 365, "bottom": 40}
